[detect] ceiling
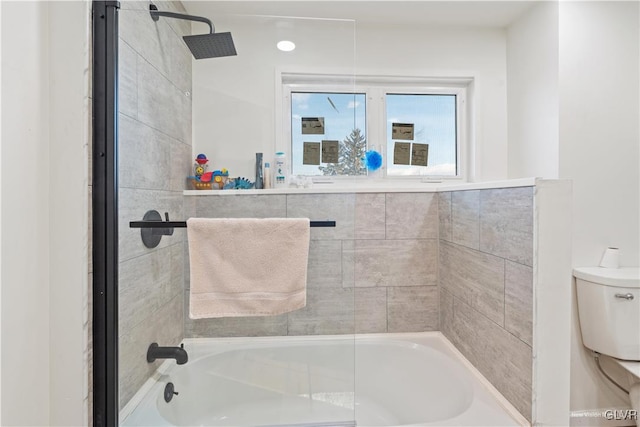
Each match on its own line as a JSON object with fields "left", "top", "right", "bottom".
{"left": 184, "top": 1, "right": 538, "bottom": 28}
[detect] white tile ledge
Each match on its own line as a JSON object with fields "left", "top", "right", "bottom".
{"left": 183, "top": 177, "right": 538, "bottom": 196}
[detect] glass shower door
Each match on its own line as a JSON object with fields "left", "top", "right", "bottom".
{"left": 114, "top": 4, "right": 357, "bottom": 426}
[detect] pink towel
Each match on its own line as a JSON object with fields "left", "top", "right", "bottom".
{"left": 187, "top": 218, "right": 310, "bottom": 318}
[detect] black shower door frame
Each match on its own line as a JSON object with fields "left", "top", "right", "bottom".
{"left": 92, "top": 1, "right": 120, "bottom": 425}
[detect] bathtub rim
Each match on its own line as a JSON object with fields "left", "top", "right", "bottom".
{"left": 119, "top": 331, "right": 530, "bottom": 426}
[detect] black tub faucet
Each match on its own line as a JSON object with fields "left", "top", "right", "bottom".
{"left": 147, "top": 343, "right": 188, "bottom": 365}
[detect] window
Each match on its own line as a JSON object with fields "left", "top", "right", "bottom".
{"left": 282, "top": 74, "right": 468, "bottom": 180}
{"left": 290, "top": 92, "right": 367, "bottom": 176}
{"left": 385, "top": 94, "right": 457, "bottom": 177}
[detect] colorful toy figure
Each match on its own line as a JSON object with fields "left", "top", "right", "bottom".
{"left": 232, "top": 177, "right": 254, "bottom": 189}
{"left": 187, "top": 154, "right": 231, "bottom": 190}
{"left": 222, "top": 176, "right": 254, "bottom": 190}
{"left": 199, "top": 169, "right": 229, "bottom": 189}
{"left": 194, "top": 154, "right": 209, "bottom": 178}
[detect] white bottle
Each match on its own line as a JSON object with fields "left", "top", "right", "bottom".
{"left": 274, "top": 152, "right": 287, "bottom": 188}
{"left": 263, "top": 162, "right": 272, "bottom": 189}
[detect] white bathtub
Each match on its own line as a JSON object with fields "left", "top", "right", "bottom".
{"left": 122, "top": 332, "right": 527, "bottom": 426}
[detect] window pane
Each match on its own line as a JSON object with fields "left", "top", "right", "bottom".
{"left": 386, "top": 94, "right": 457, "bottom": 176}
{"left": 291, "top": 92, "right": 367, "bottom": 176}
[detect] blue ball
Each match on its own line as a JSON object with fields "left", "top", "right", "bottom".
{"left": 365, "top": 150, "right": 382, "bottom": 171}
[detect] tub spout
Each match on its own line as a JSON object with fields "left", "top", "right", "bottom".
{"left": 147, "top": 343, "right": 188, "bottom": 365}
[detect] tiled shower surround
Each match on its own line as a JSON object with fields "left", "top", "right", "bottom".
{"left": 103, "top": 1, "right": 537, "bottom": 420}
{"left": 109, "top": 1, "right": 535, "bottom": 422}
{"left": 182, "top": 187, "right": 534, "bottom": 421}
{"left": 117, "top": 1, "right": 192, "bottom": 410}
{"left": 185, "top": 193, "right": 440, "bottom": 337}
{"left": 439, "top": 188, "right": 534, "bottom": 420}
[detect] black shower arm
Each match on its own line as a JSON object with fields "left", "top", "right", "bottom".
{"left": 150, "top": 4, "right": 214, "bottom": 34}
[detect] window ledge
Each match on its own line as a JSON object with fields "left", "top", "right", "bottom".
{"left": 183, "top": 177, "right": 537, "bottom": 196}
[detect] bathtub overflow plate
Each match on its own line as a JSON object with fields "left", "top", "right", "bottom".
{"left": 164, "top": 382, "right": 178, "bottom": 403}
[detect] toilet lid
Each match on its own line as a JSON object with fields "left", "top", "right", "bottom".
{"left": 573, "top": 267, "right": 640, "bottom": 288}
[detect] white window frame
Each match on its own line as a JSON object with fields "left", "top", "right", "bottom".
{"left": 279, "top": 72, "right": 471, "bottom": 182}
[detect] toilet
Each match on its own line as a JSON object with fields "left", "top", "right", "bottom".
{"left": 574, "top": 267, "right": 640, "bottom": 426}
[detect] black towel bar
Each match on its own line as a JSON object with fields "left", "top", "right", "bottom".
{"left": 129, "top": 210, "right": 336, "bottom": 248}
{"left": 130, "top": 210, "right": 336, "bottom": 249}
{"left": 129, "top": 220, "right": 336, "bottom": 228}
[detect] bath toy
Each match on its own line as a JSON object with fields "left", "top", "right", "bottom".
{"left": 210, "top": 169, "right": 230, "bottom": 189}
{"left": 364, "top": 149, "right": 382, "bottom": 171}
{"left": 233, "top": 177, "right": 254, "bottom": 189}
{"left": 195, "top": 153, "right": 209, "bottom": 165}
{"left": 188, "top": 176, "right": 213, "bottom": 190}
{"left": 188, "top": 162, "right": 230, "bottom": 189}
{"left": 194, "top": 154, "right": 209, "bottom": 178}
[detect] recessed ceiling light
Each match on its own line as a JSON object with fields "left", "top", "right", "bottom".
{"left": 277, "top": 40, "right": 296, "bottom": 52}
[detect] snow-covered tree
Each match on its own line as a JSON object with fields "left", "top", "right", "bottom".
{"left": 319, "top": 128, "right": 367, "bottom": 176}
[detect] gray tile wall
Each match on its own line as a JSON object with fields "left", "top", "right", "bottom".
{"left": 184, "top": 192, "right": 440, "bottom": 337}
{"left": 124, "top": 186, "right": 533, "bottom": 418}
{"left": 117, "top": 1, "right": 191, "bottom": 410}
{"left": 438, "top": 188, "right": 534, "bottom": 421}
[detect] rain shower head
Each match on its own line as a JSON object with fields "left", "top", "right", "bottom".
{"left": 149, "top": 4, "right": 237, "bottom": 59}
{"left": 183, "top": 32, "right": 237, "bottom": 59}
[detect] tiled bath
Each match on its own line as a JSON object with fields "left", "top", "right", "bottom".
{"left": 179, "top": 187, "right": 534, "bottom": 421}
{"left": 110, "top": 11, "right": 540, "bottom": 412}
{"left": 113, "top": 29, "right": 538, "bottom": 415}
{"left": 112, "top": 176, "right": 543, "bottom": 424}
{"left": 439, "top": 188, "right": 534, "bottom": 420}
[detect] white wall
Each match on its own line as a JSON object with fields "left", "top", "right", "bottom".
{"left": 1, "top": 1, "right": 3, "bottom": 421}
{"left": 1, "top": 1, "right": 89, "bottom": 425}
{"left": 192, "top": 16, "right": 357, "bottom": 179}
{"left": 357, "top": 24, "right": 508, "bottom": 182}
{"left": 533, "top": 179, "right": 573, "bottom": 426}
{"left": 47, "top": 1, "right": 90, "bottom": 425}
{"left": 1, "top": 1, "right": 51, "bottom": 424}
{"left": 507, "top": 2, "right": 559, "bottom": 179}
{"left": 192, "top": 18, "right": 508, "bottom": 181}
{"left": 558, "top": 0, "right": 640, "bottom": 419}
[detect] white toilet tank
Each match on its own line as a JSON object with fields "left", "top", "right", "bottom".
{"left": 574, "top": 267, "right": 640, "bottom": 361}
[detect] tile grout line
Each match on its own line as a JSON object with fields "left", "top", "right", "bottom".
{"left": 384, "top": 193, "right": 387, "bottom": 240}
{"left": 124, "top": 59, "right": 193, "bottom": 147}
{"left": 443, "top": 239, "right": 533, "bottom": 268}
{"left": 478, "top": 189, "right": 482, "bottom": 254}
{"left": 503, "top": 258, "right": 507, "bottom": 329}
{"left": 384, "top": 195, "right": 389, "bottom": 332}
{"left": 118, "top": 107, "right": 191, "bottom": 149}
{"left": 119, "top": 239, "right": 184, "bottom": 265}
{"left": 385, "top": 286, "right": 389, "bottom": 333}
{"left": 450, "top": 278, "right": 531, "bottom": 347}
{"left": 120, "top": 28, "right": 191, "bottom": 95}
